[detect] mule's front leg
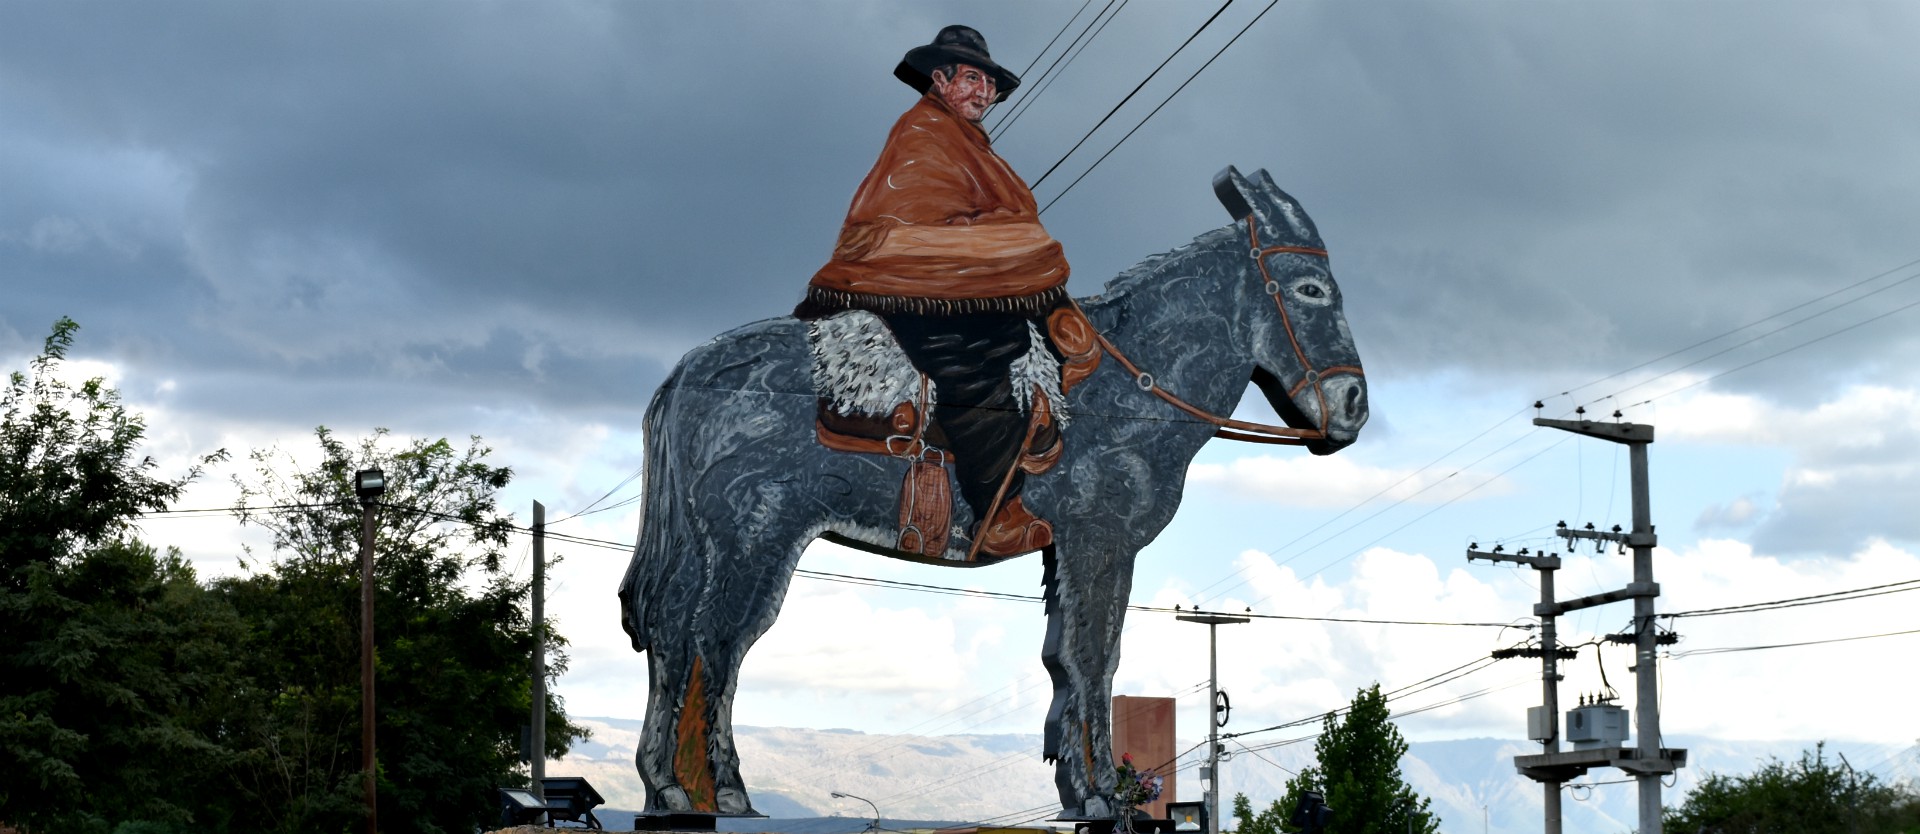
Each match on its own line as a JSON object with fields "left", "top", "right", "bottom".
{"left": 1040, "top": 539, "right": 1136, "bottom": 819}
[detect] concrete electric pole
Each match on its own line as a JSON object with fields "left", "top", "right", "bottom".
{"left": 1469, "top": 415, "right": 1685, "bottom": 834}
{"left": 530, "top": 500, "right": 548, "bottom": 801}
{"left": 1177, "top": 611, "right": 1248, "bottom": 834}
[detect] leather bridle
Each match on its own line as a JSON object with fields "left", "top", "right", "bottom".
{"left": 1071, "top": 215, "right": 1364, "bottom": 446}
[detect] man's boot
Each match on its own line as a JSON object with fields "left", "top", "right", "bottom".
{"left": 976, "top": 496, "right": 1052, "bottom": 557}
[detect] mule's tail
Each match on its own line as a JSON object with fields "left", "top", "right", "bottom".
{"left": 618, "top": 365, "right": 687, "bottom": 655}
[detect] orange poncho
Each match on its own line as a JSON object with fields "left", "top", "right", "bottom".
{"left": 801, "top": 93, "right": 1070, "bottom": 317}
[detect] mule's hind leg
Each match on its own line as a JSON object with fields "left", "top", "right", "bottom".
{"left": 631, "top": 535, "right": 718, "bottom": 813}
{"left": 636, "top": 489, "right": 815, "bottom": 814}
{"left": 1039, "top": 534, "right": 1138, "bottom": 819}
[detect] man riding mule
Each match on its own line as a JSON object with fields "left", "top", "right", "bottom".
{"left": 621, "top": 21, "right": 1371, "bottom": 824}
{"left": 795, "top": 25, "right": 1072, "bottom": 558}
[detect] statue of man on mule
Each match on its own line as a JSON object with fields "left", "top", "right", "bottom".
{"left": 621, "top": 23, "right": 1371, "bottom": 823}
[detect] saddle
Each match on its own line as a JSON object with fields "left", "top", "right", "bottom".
{"left": 807, "top": 307, "right": 1102, "bottom": 559}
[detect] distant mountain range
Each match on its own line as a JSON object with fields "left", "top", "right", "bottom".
{"left": 551, "top": 718, "right": 1918, "bottom": 834}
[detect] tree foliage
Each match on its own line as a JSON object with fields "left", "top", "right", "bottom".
{"left": 1, "top": 319, "right": 585, "bottom": 834}
{"left": 1664, "top": 742, "right": 1920, "bottom": 834}
{"left": 1234, "top": 683, "right": 1438, "bottom": 834}
{"left": 216, "top": 427, "right": 589, "bottom": 834}
{"left": 1, "top": 318, "right": 234, "bottom": 833}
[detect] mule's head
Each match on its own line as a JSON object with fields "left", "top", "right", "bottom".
{"left": 1214, "top": 165, "right": 1368, "bottom": 454}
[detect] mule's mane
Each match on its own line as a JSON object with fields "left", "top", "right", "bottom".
{"left": 1089, "top": 223, "right": 1239, "bottom": 304}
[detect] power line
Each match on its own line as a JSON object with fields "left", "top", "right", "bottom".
{"left": 990, "top": 0, "right": 1126, "bottom": 141}
{"left": 1589, "top": 265, "right": 1920, "bottom": 410}
{"left": 1007, "top": 0, "right": 1096, "bottom": 92}
{"left": 1629, "top": 289, "right": 1920, "bottom": 409}
{"left": 1028, "top": 0, "right": 1236, "bottom": 189}
{"left": 1235, "top": 434, "right": 1572, "bottom": 617}
{"left": 1040, "top": 0, "right": 1284, "bottom": 216}
{"left": 1667, "top": 626, "right": 1920, "bottom": 658}
{"left": 983, "top": 0, "right": 1107, "bottom": 135}
{"left": 1225, "top": 648, "right": 1510, "bottom": 741}
{"left": 1555, "top": 255, "right": 1920, "bottom": 407}
{"left": 141, "top": 501, "right": 1531, "bottom": 628}
{"left": 1233, "top": 674, "right": 1529, "bottom": 755}
{"left": 1663, "top": 577, "right": 1920, "bottom": 619}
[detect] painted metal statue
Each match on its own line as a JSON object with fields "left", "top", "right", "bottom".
{"left": 620, "top": 25, "right": 1370, "bottom": 821}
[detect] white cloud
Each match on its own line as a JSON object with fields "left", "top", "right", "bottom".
{"left": 1116, "top": 538, "right": 1920, "bottom": 751}
{"left": 1652, "top": 382, "right": 1920, "bottom": 551}
{"left": 1188, "top": 454, "right": 1514, "bottom": 507}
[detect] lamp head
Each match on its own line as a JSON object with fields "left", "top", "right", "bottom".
{"left": 354, "top": 468, "right": 387, "bottom": 504}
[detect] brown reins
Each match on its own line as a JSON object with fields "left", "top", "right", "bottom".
{"left": 1069, "top": 215, "right": 1364, "bottom": 446}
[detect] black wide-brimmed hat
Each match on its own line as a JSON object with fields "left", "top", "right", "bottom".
{"left": 894, "top": 25, "right": 1020, "bottom": 102}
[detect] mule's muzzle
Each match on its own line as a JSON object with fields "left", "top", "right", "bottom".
{"left": 1302, "top": 373, "right": 1368, "bottom": 456}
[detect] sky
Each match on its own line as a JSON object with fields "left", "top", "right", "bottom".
{"left": 6, "top": 0, "right": 1919, "bottom": 810}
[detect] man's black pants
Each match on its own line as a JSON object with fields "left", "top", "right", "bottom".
{"left": 884, "top": 311, "right": 1040, "bottom": 522}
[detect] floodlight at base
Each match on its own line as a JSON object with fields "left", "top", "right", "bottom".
{"left": 1166, "top": 801, "right": 1208, "bottom": 831}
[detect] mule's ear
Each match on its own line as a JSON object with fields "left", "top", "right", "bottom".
{"left": 1254, "top": 168, "right": 1321, "bottom": 243}
{"left": 1213, "top": 165, "right": 1255, "bottom": 221}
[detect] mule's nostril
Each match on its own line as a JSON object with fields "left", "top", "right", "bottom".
{"left": 1344, "top": 384, "right": 1361, "bottom": 418}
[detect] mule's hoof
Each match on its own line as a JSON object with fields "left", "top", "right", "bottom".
{"left": 1081, "top": 796, "right": 1114, "bottom": 819}
{"left": 717, "top": 786, "right": 757, "bottom": 815}
{"left": 653, "top": 785, "right": 692, "bottom": 812}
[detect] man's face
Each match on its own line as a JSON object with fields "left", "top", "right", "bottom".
{"left": 931, "top": 64, "right": 997, "bottom": 123}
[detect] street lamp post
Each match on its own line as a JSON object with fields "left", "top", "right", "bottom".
{"left": 831, "top": 791, "right": 881, "bottom": 832}
{"left": 1177, "top": 610, "right": 1249, "bottom": 834}
{"left": 354, "top": 468, "right": 386, "bottom": 834}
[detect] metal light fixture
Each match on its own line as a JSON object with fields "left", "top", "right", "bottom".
{"left": 1166, "top": 801, "right": 1208, "bottom": 832}
{"left": 1290, "top": 791, "right": 1332, "bottom": 834}
{"left": 538, "top": 777, "right": 607, "bottom": 830}
{"left": 831, "top": 791, "right": 881, "bottom": 832}
{"left": 354, "top": 468, "right": 387, "bottom": 504}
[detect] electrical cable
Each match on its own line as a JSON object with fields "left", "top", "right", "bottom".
{"left": 1039, "top": 0, "right": 1284, "bottom": 216}
{"left": 1663, "top": 577, "right": 1920, "bottom": 619}
{"left": 1234, "top": 434, "right": 1571, "bottom": 618}
{"left": 983, "top": 0, "right": 1107, "bottom": 135}
{"left": 1182, "top": 404, "right": 1534, "bottom": 608}
{"left": 1028, "top": 0, "right": 1236, "bottom": 189}
{"left": 1667, "top": 626, "right": 1920, "bottom": 657}
{"left": 1543, "top": 254, "right": 1920, "bottom": 406}
{"left": 1592, "top": 266, "right": 1920, "bottom": 410}
{"left": 1631, "top": 290, "right": 1920, "bottom": 409}
{"left": 1228, "top": 738, "right": 1298, "bottom": 776}
{"left": 990, "top": 0, "right": 1126, "bottom": 140}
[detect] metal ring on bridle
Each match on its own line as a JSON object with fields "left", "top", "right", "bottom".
{"left": 1265, "top": 280, "right": 1282, "bottom": 296}
{"left": 1136, "top": 372, "right": 1155, "bottom": 391}
{"left": 1249, "top": 247, "right": 1263, "bottom": 260}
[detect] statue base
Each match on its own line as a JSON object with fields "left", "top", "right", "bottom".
{"left": 632, "top": 811, "right": 768, "bottom": 832}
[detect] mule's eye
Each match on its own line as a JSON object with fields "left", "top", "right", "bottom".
{"left": 1299, "top": 283, "right": 1325, "bottom": 299}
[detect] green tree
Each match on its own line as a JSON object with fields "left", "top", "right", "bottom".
{"left": 219, "top": 427, "right": 587, "bottom": 834}
{"left": 1232, "top": 791, "right": 1290, "bottom": 834}
{"left": 1, "top": 318, "right": 235, "bottom": 833}
{"left": 1664, "top": 742, "right": 1920, "bottom": 834}
{"left": 1236, "top": 683, "right": 1438, "bottom": 834}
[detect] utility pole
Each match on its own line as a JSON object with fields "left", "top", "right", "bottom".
{"left": 531, "top": 501, "right": 548, "bottom": 801}
{"left": 1471, "top": 415, "right": 1684, "bottom": 834}
{"left": 354, "top": 469, "right": 386, "bottom": 834}
{"left": 1177, "top": 610, "right": 1248, "bottom": 834}
{"left": 1466, "top": 545, "right": 1567, "bottom": 834}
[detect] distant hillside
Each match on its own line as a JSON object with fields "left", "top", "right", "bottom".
{"left": 550, "top": 719, "right": 1917, "bottom": 834}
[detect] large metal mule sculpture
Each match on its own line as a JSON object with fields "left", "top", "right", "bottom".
{"left": 619, "top": 167, "right": 1370, "bottom": 820}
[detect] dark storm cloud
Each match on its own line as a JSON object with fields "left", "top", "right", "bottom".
{"left": 4, "top": 1, "right": 1918, "bottom": 451}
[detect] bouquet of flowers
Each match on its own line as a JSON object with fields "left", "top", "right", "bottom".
{"left": 1114, "top": 752, "right": 1165, "bottom": 809}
